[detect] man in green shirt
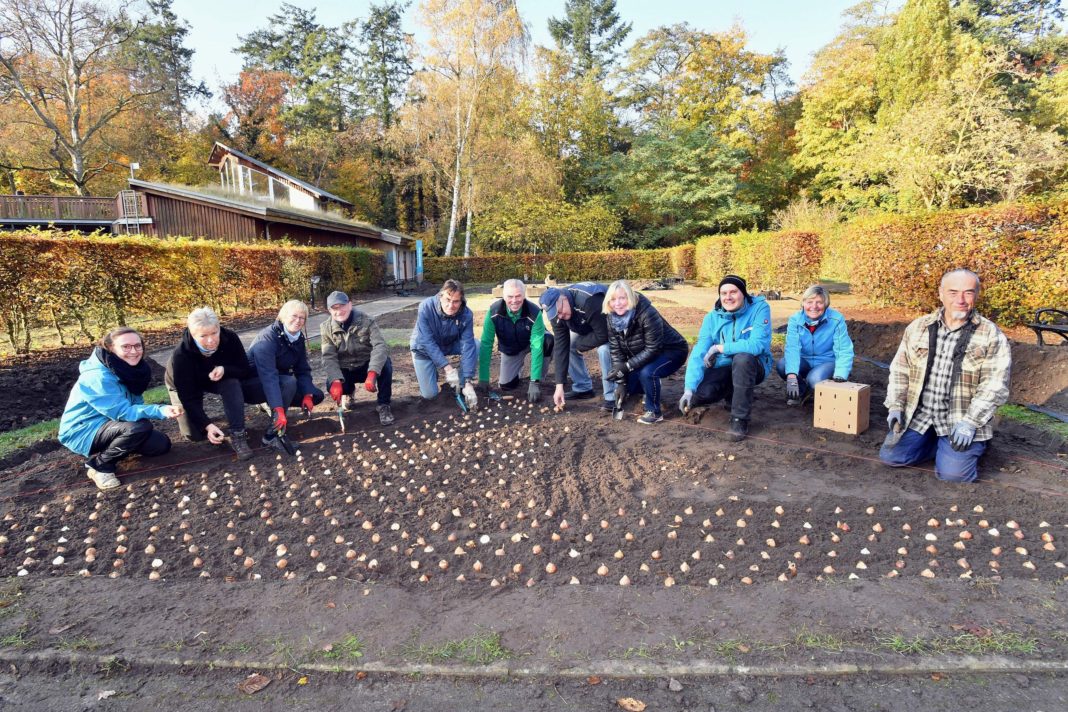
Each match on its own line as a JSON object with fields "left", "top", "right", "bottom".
{"left": 478, "top": 279, "right": 554, "bottom": 404}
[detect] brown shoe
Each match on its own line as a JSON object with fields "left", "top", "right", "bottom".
{"left": 229, "top": 430, "right": 253, "bottom": 461}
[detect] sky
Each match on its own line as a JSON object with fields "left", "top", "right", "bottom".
{"left": 171, "top": 0, "right": 868, "bottom": 111}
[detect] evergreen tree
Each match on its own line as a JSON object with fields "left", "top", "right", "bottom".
{"left": 547, "top": 0, "right": 631, "bottom": 78}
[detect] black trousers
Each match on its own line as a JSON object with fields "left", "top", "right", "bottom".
{"left": 242, "top": 375, "right": 325, "bottom": 410}
{"left": 338, "top": 357, "right": 393, "bottom": 405}
{"left": 692, "top": 352, "right": 765, "bottom": 421}
{"left": 170, "top": 377, "right": 258, "bottom": 440}
{"left": 87, "top": 419, "right": 171, "bottom": 473}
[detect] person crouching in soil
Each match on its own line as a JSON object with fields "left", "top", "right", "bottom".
{"left": 776, "top": 284, "right": 854, "bottom": 406}
{"left": 321, "top": 290, "right": 395, "bottom": 426}
{"left": 246, "top": 300, "right": 325, "bottom": 456}
{"left": 477, "top": 279, "right": 553, "bottom": 404}
{"left": 165, "top": 306, "right": 259, "bottom": 461}
{"left": 603, "top": 280, "right": 689, "bottom": 424}
{"left": 410, "top": 279, "right": 480, "bottom": 411}
{"left": 59, "top": 327, "right": 182, "bottom": 491}
{"left": 880, "top": 268, "right": 1011, "bottom": 483}
{"left": 678, "top": 275, "right": 773, "bottom": 442}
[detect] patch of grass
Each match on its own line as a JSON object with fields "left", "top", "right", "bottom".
{"left": 0, "top": 626, "right": 33, "bottom": 648}
{"left": 0, "top": 419, "right": 60, "bottom": 461}
{"left": 317, "top": 634, "right": 364, "bottom": 661}
{"left": 711, "top": 639, "right": 752, "bottom": 662}
{"left": 143, "top": 385, "right": 169, "bottom": 404}
{"left": 620, "top": 643, "right": 657, "bottom": 660}
{"left": 0, "top": 580, "right": 24, "bottom": 619}
{"left": 57, "top": 635, "right": 101, "bottom": 652}
{"left": 793, "top": 628, "right": 846, "bottom": 653}
{"left": 771, "top": 333, "right": 786, "bottom": 348}
{"left": 96, "top": 656, "right": 129, "bottom": 679}
{"left": 406, "top": 631, "right": 511, "bottom": 665}
{"left": 997, "top": 404, "right": 1068, "bottom": 440}
{"left": 875, "top": 630, "right": 1038, "bottom": 656}
{"left": 214, "top": 640, "right": 254, "bottom": 655}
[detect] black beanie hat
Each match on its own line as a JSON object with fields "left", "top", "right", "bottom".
{"left": 718, "top": 274, "right": 749, "bottom": 298}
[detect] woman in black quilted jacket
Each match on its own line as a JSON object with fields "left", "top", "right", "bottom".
{"left": 602, "top": 280, "right": 690, "bottom": 424}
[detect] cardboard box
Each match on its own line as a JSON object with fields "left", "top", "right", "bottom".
{"left": 813, "top": 381, "right": 870, "bottom": 435}
{"left": 492, "top": 284, "right": 547, "bottom": 299}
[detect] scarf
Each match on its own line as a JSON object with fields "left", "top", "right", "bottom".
{"left": 94, "top": 345, "right": 152, "bottom": 396}
{"left": 608, "top": 310, "right": 634, "bottom": 333}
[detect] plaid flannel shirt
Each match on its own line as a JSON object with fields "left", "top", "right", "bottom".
{"left": 884, "top": 309, "right": 1011, "bottom": 442}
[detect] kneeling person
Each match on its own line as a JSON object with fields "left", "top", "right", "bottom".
{"left": 59, "top": 327, "right": 182, "bottom": 490}
{"left": 166, "top": 307, "right": 258, "bottom": 460}
{"left": 410, "top": 279, "right": 479, "bottom": 410}
{"left": 478, "top": 279, "right": 554, "bottom": 404}
{"left": 322, "top": 291, "right": 395, "bottom": 425}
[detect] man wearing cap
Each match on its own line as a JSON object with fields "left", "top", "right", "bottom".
{"left": 321, "top": 291, "right": 395, "bottom": 426}
{"left": 540, "top": 282, "right": 616, "bottom": 410}
{"left": 679, "top": 275, "right": 773, "bottom": 441}
{"left": 478, "top": 279, "right": 554, "bottom": 404}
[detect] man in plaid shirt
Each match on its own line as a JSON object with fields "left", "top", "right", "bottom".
{"left": 879, "top": 269, "right": 1012, "bottom": 482}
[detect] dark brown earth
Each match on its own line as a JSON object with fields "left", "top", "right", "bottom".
{"left": 1, "top": 294, "right": 1067, "bottom": 711}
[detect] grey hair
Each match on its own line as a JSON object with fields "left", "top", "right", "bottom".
{"left": 602, "top": 280, "right": 638, "bottom": 314}
{"left": 278, "top": 299, "right": 309, "bottom": 321}
{"left": 940, "top": 268, "right": 981, "bottom": 290}
{"left": 187, "top": 306, "right": 220, "bottom": 331}
{"left": 502, "top": 279, "right": 526, "bottom": 296}
{"left": 800, "top": 284, "right": 830, "bottom": 306}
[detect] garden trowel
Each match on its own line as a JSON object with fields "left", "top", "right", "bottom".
{"left": 612, "top": 386, "right": 627, "bottom": 421}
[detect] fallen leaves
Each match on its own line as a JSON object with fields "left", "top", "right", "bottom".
{"left": 237, "top": 672, "right": 272, "bottom": 695}
{"left": 617, "top": 698, "right": 647, "bottom": 711}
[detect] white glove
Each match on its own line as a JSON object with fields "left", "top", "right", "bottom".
{"left": 462, "top": 382, "right": 478, "bottom": 410}
{"left": 444, "top": 364, "right": 460, "bottom": 387}
{"left": 702, "top": 346, "right": 719, "bottom": 368}
{"left": 678, "top": 389, "right": 693, "bottom": 414}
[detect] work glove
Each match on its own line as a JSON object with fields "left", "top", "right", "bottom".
{"left": 785, "top": 374, "right": 800, "bottom": 401}
{"left": 301, "top": 394, "right": 315, "bottom": 416}
{"left": 832, "top": 376, "right": 847, "bottom": 383}
{"left": 606, "top": 363, "right": 628, "bottom": 383}
{"left": 702, "top": 345, "right": 719, "bottom": 369}
{"left": 886, "top": 409, "right": 904, "bottom": 433}
{"left": 527, "top": 381, "right": 541, "bottom": 404}
{"left": 444, "top": 365, "right": 460, "bottom": 388}
{"left": 949, "top": 422, "right": 976, "bottom": 452}
{"left": 678, "top": 389, "right": 694, "bottom": 414}
{"left": 462, "top": 382, "right": 478, "bottom": 411}
{"left": 364, "top": 371, "right": 378, "bottom": 393}
{"left": 272, "top": 406, "right": 288, "bottom": 433}
{"left": 329, "top": 380, "right": 344, "bottom": 404}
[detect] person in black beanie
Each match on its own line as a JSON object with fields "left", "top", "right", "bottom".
{"left": 166, "top": 307, "right": 260, "bottom": 460}
{"left": 678, "top": 274, "right": 773, "bottom": 441}
{"left": 59, "top": 327, "right": 182, "bottom": 490}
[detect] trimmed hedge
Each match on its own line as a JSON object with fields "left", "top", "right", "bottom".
{"left": 847, "top": 201, "right": 1068, "bottom": 324}
{"left": 424, "top": 245, "right": 695, "bottom": 284}
{"left": 693, "top": 230, "right": 822, "bottom": 292}
{"left": 0, "top": 230, "right": 385, "bottom": 353}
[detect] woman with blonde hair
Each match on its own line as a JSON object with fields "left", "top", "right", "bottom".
{"left": 777, "top": 284, "right": 854, "bottom": 405}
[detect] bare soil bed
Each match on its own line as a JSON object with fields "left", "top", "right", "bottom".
{"left": 1, "top": 298, "right": 1067, "bottom": 710}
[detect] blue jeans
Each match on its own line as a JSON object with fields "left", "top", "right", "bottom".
{"left": 776, "top": 358, "right": 835, "bottom": 397}
{"left": 568, "top": 337, "right": 615, "bottom": 401}
{"left": 412, "top": 344, "right": 480, "bottom": 399}
{"left": 879, "top": 426, "right": 987, "bottom": 483}
{"left": 621, "top": 350, "right": 687, "bottom": 416}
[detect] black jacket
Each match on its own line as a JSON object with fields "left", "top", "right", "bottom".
{"left": 550, "top": 282, "right": 609, "bottom": 383}
{"left": 165, "top": 327, "right": 251, "bottom": 434}
{"left": 608, "top": 294, "right": 689, "bottom": 373}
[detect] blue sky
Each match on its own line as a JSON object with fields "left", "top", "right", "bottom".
{"left": 172, "top": 0, "right": 868, "bottom": 109}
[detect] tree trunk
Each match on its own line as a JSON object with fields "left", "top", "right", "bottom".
{"left": 49, "top": 306, "right": 67, "bottom": 346}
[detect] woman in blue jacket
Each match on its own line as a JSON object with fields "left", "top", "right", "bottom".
{"left": 59, "top": 327, "right": 181, "bottom": 491}
{"left": 776, "top": 284, "right": 854, "bottom": 405}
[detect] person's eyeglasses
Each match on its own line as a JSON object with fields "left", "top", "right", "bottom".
{"left": 119, "top": 344, "right": 144, "bottom": 353}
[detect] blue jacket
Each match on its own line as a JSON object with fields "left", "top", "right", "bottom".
{"left": 684, "top": 295, "right": 773, "bottom": 391}
{"left": 410, "top": 296, "right": 478, "bottom": 382}
{"left": 247, "top": 321, "right": 316, "bottom": 410}
{"left": 59, "top": 351, "right": 166, "bottom": 457}
{"left": 783, "top": 307, "right": 854, "bottom": 380}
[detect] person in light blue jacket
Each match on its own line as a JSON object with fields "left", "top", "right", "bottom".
{"left": 59, "top": 327, "right": 181, "bottom": 491}
{"left": 410, "top": 279, "right": 480, "bottom": 409}
{"left": 678, "top": 275, "right": 772, "bottom": 441}
{"left": 776, "top": 284, "right": 855, "bottom": 405}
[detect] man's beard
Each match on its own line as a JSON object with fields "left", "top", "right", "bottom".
{"left": 950, "top": 309, "right": 971, "bottom": 321}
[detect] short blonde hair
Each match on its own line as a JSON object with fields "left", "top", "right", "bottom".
{"left": 278, "top": 299, "right": 309, "bottom": 321}
{"left": 187, "top": 306, "right": 220, "bottom": 331}
{"left": 602, "top": 280, "right": 638, "bottom": 314}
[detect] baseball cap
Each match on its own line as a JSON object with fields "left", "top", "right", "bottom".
{"left": 539, "top": 287, "right": 562, "bottom": 320}
{"left": 326, "top": 291, "right": 350, "bottom": 308}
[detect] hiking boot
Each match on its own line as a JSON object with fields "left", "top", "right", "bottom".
{"left": 637, "top": 411, "right": 663, "bottom": 425}
{"left": 377, "top": 404, "right": 395, "bottom": 426}
{"left": 229, "top": 430, "right": 253, "bottom": 461}
{"left": 500, "top": 376, "right": 521, "bottom": 391}
{"left": 87, "top": 465, "right": 120, "bottom": 491}
{"left": 598, "top": 400, "right": 615, "bottom": 413}
{"left": 262, "top": 429, "right": 297, "bottom": 456}
{"left": 565, "top": 389, "right": 595, "bottom": 400}
{"left": 726, "top": 417, "right": 749, "bottom": 442}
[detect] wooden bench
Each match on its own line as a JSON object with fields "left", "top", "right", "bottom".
{"left": 1028, "top": 308, "right": 1068, "bottom": 346}
{"left": 383, "top": 276, "right": 412, "bottom": 296}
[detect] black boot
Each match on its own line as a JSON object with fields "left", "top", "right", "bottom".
{"left": 229, "top": 430, "right": 254, "bottom": 461}
{"left": 262, "top": 429, "right": 297, "bottom": 456}
{"left": 726, "top": 417, "right": 749, "bottom": 442}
